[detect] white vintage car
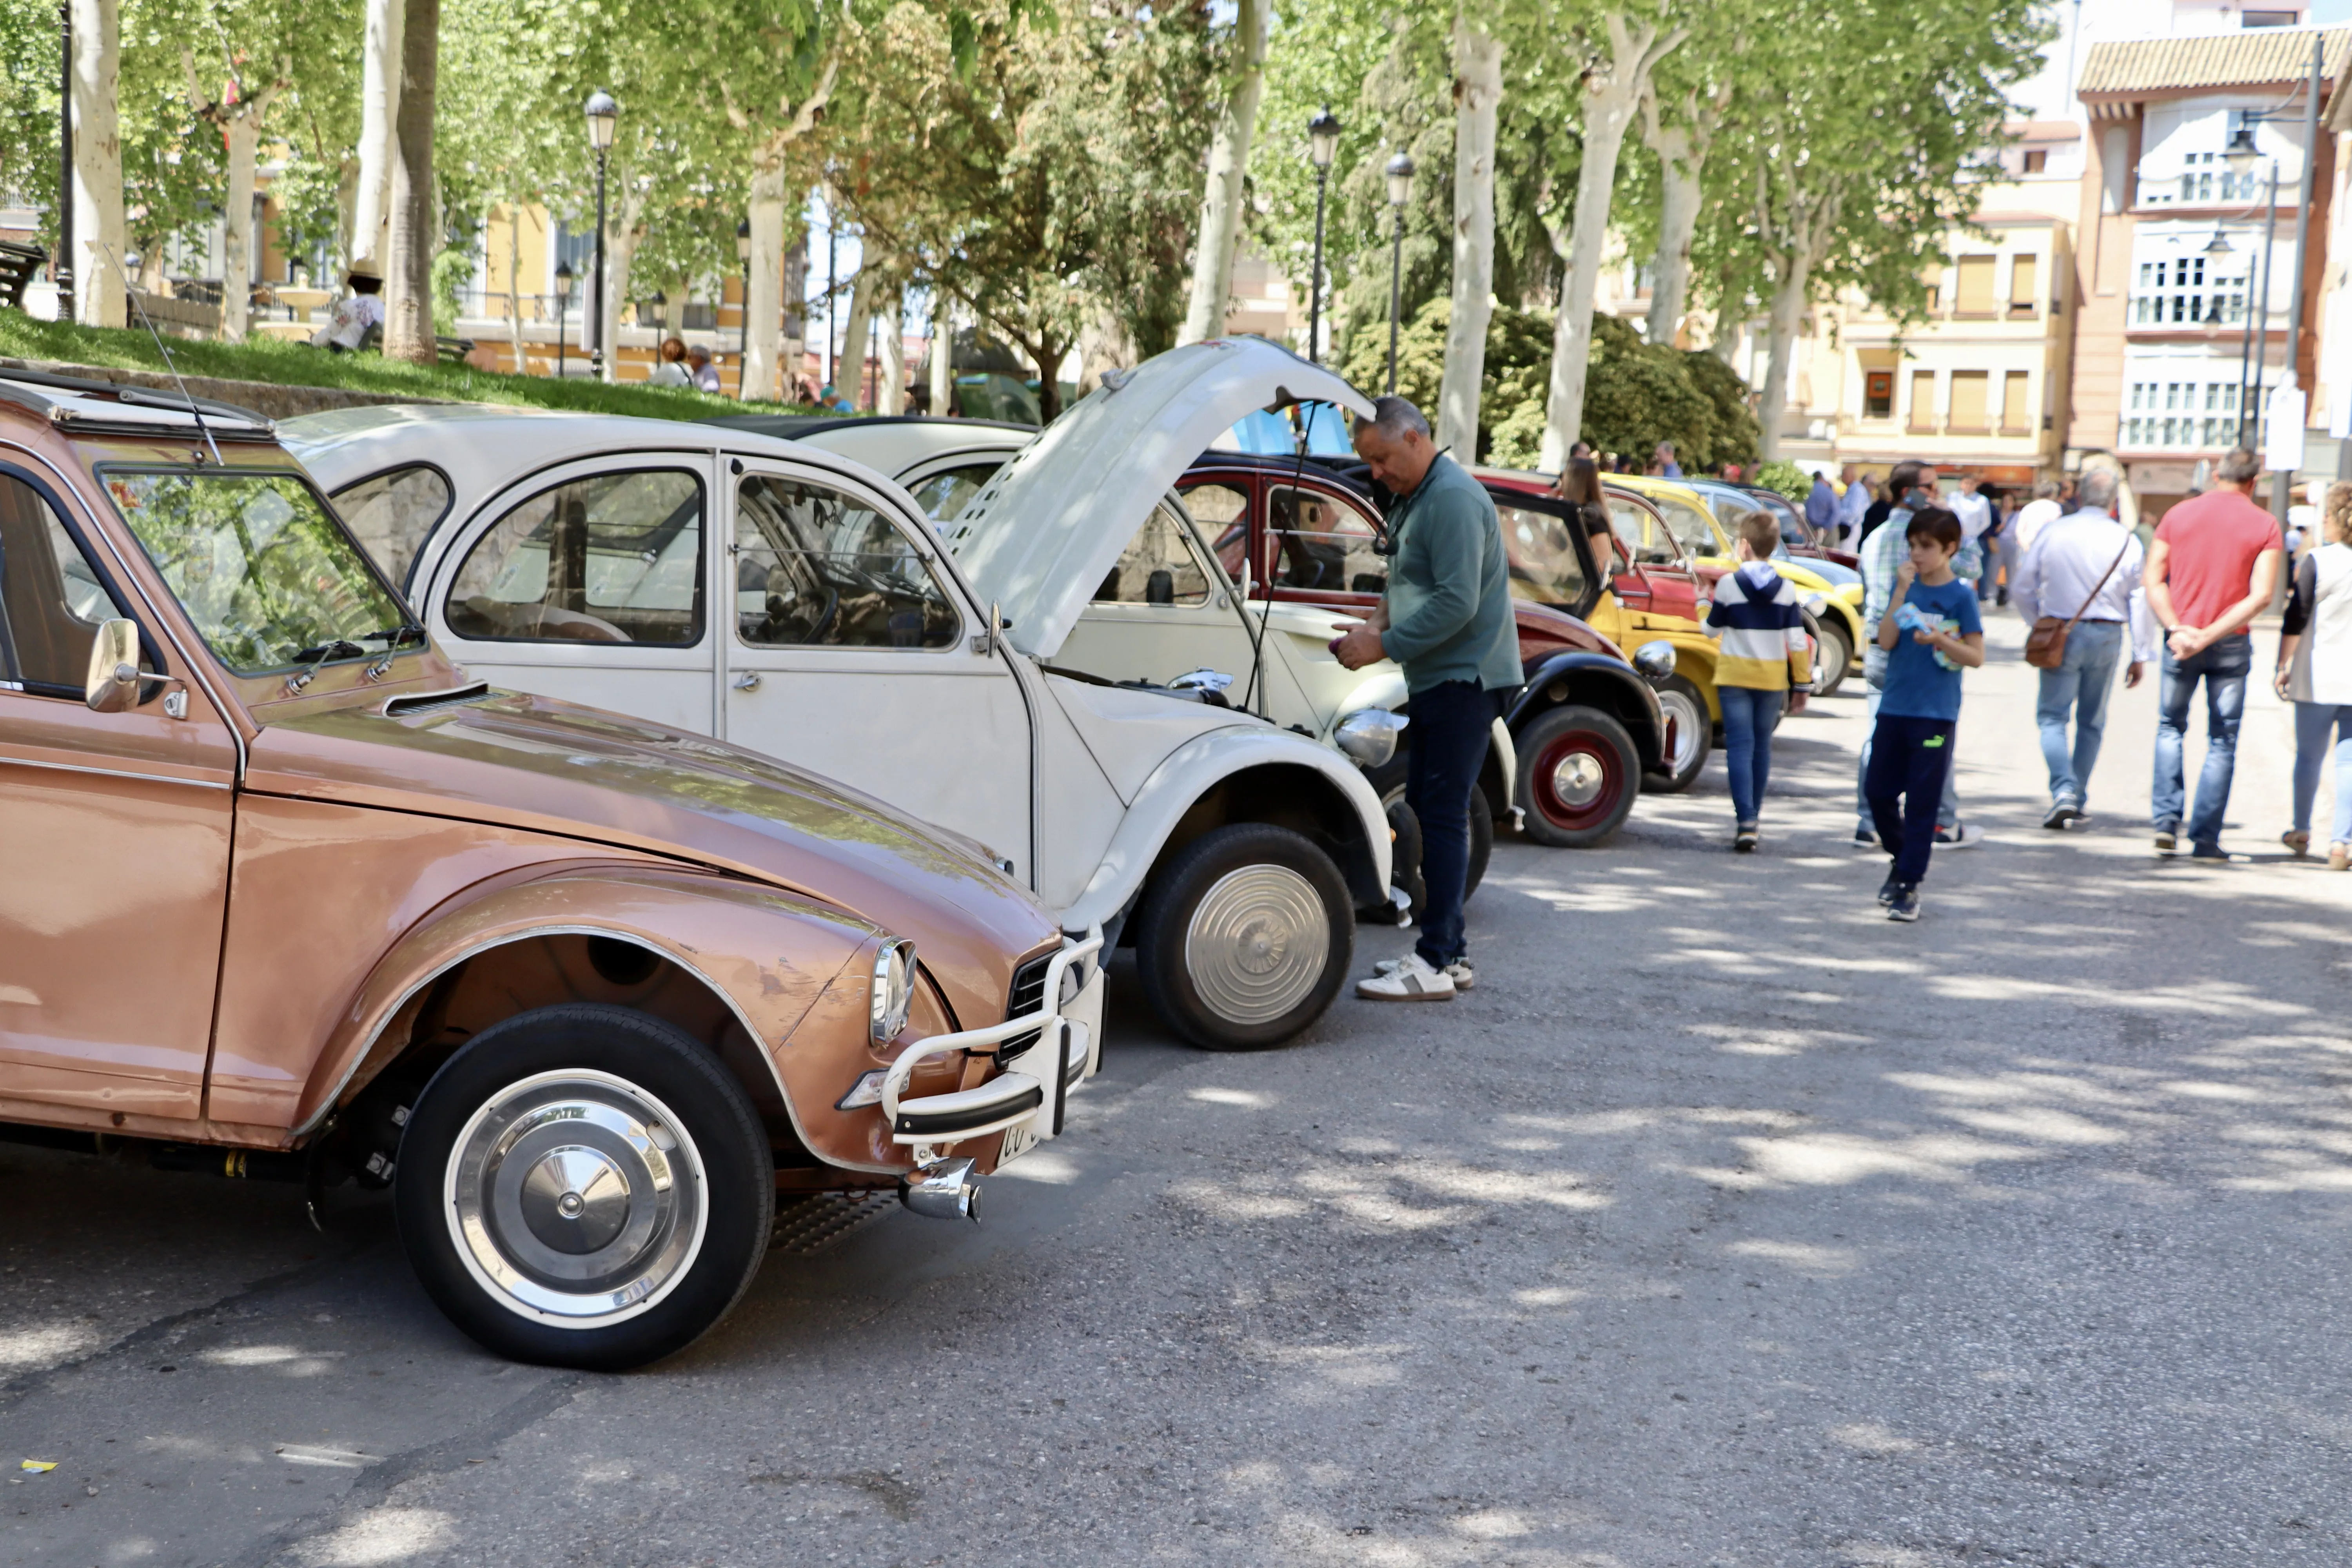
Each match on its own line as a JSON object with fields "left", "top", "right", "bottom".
{"left": 281, "top": 347, "right": 1392, "bottom": 1050}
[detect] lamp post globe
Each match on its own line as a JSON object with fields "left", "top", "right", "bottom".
{"left": 1305, "top": 108, "right": 1341, "bottom": 365}
{"left": 584, "top": 91, "right": 619, "bottom": 379}
{"left": 1384, "top": 150, "right": 1414, "bottom": 396}
{"left": 2224, "top": 125, "right": 2259, "bottom": 178}
{"left": 736, "top": 218, "right": 753, "bottom": 399}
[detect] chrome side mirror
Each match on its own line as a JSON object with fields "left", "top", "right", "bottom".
{"left": 83, "top": 619, "right": 145, "bottom": 713}
{"left": 1633, "top": 640, "right": 1676, "bottom": 681}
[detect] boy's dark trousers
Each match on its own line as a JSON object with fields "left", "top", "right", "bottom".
{"left": 1865, "top": 713, "right": 1957, "bottom": 886}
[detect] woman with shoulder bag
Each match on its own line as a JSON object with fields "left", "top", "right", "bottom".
{"left": 2277, "top": 481, "right": 2352, "bottom": 867}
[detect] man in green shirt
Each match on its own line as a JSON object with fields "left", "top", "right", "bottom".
{"left": 1333, "top": 397, "right": 1521, "bottom": 1000}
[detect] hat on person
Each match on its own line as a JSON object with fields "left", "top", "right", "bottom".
{"left": 347, "top": 258, "right": 381, "bottom": 282}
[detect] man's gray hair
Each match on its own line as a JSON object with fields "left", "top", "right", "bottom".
{"left": 2074, "top": 468, "right": 2118, "bottom": 509}
{"left": 2216, "top": 446, "right": 2262, "bottom": 484}
{"left": 1354, "top": 395, "right": 1431, "bottom": 442}
{"left": 2033, "top": 477, "right": 2062, "bottom": 500}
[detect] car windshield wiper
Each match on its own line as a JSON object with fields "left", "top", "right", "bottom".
{"left": 358, "top": 622, "right": 427, "bottom": 648}
{"left": 283, "top": 638, "right": 365, "bottom": 695}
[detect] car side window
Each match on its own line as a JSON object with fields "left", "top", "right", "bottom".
{"left": 1495, "top": 501, "right": 1589, "bottom": 609}
{"left": 446, "top": 470, "right": 704, "bottom": 646}
{"left": 1604, "top": 500, "right": 1648, "bottom": 569}
{"left": 1180, "top": 483, "right": 1250, "bottom": 582}
{"left": 734, "top": 475, "right": 960, "bottom": 649}
{"left": 1650, "top": 496, "right": 1715, "bottom": 561}
{"left": 1094, "top": 501, "right": 1209, "bottom": 606}
{"left": 1269, "top": 485, "right": 1386, "bottom": 594}
{"left": 906, "top": 461, "right": 1005, "bottom": 522}
{"left": 331, "top": 464, "right": 451, "bottom": 591}
{"left": 0, "top": 474, "right": 114, "bottom": 695}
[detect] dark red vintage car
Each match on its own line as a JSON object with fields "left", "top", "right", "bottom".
{"left": 1179, "top": 453, "right": 1676, "bottom": 849}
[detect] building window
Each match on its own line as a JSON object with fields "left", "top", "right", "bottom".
{"left": 2124, "top": 379, "right": 2245, "bottom": 450}
{"left": 1953, "top": 256, "right": 1997, "bottom": 317}
{"left": 2023, "top": 149, "right": 2048, "bottom": 174}
{"left": 2001, "top": 371, "right": 2031, "bottom": 435}
{"left": 2009, "top": 254, "right": 2039, "bottom": 318}
{"left": 1948, "top": 371, "right": 1990, "bottom": 433}
{"left": 2244, "top": 11, "right": 2297, "bottom": 26}
{"left": 1907, "top": 370, "right": 1937, "bottom": 433}
{"left": 1864, "top": 370, "right": 1893, "bottom": 419}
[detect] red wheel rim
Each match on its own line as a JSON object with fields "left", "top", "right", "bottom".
{"left": 1531, "top": 727, "right": 1626, "bottom": 833}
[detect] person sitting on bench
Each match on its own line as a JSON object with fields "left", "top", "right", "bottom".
{"left": 310, "top": 261, "right": 385, "bottom": 353}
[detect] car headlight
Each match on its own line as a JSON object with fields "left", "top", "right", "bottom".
{"left": 870, "top": 939, "right": 916, "bottom": 1046}
{"left": 1632, "top": 639, "right": 1676, "bottom": 680}
{"left": 1334, "top": 707, "right": 1407, "bottom": 768}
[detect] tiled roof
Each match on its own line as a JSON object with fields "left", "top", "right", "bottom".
{"left": 2077, "top": 26, "right": 2348, "bottom": 100}
{"left": 2005, "top": 119, "right": 2082, "bottom": 142}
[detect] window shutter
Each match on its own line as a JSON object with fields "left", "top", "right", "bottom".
{"left": 1949, "top": 372, "right": 1989, "bottom": 432}
{"left": 2002, "top": 372, "right": 2031, "bottom": 433}
{"left": 1955, "top": 256, "right": 1997, "bottom": 316}
{"left": 2009, "top": 255, "right": 2038, "bottom": 315}
{"left": 1908, "top": 371, "right": 1938, "bottom": 431}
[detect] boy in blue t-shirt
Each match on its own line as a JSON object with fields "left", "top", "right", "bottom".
{"left": 1867, "top": 508, "right": 1984, "bottom": 921}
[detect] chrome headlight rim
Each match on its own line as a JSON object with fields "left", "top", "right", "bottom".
{"left": 1334, "top": 706, "right": 1408, "bottom": 768}
{"left": 870, "top": 939, "right": 916, "bottom": 1046}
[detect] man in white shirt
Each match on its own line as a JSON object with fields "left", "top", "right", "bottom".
{"left": 2009, "top": 479, "right": 2064, "bottom": 560}
{"left": 1949, "top": 475, "right": 1993, "bottom": 576}
{"left": 310, "top": 262, "right": 385, "bottom": 353}
{"left": 2012, "top": 468, "right": 2154, "bottom": 829}
{"left": 1840, "top": 466, "right": 1873, "bottom": 544}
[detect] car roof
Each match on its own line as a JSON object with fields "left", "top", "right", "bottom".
{"left": 0, "top": 366, "right": 276, "bottom": 442}
{"left": 785, "top": 418, "right": 1033, "bottom": 480}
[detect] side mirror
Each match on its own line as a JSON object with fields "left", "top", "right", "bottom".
{"left": 1633, "top": 640, "right": 1676, "bottom": 681}
{"left": 83, "top": 619, "right": 144, "bottom": 713}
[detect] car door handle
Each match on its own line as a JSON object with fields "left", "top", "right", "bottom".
{"left": 732, "top": 671, "right": 761, "bottom": 691}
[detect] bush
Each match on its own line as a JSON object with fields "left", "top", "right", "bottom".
{"left": 1751, "top": 460, "right": 1814, "bottom": 503}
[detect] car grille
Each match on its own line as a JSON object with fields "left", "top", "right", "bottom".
{"left": 998, "top": 948, "right": 1056, "bottom": 1062}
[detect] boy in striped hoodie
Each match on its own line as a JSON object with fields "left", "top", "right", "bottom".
{"left": 1704, "top": 511, "right": 1814, "bottom": 851}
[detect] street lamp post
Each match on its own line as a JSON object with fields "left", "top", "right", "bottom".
{"left": 1306, "top": 108, "right": 1340, "bottom": 365}
{"left": 1383, "top": 150, "right": 1413, "bottom": 396}
{"left": 56, "top": 2, "right": 73, "bottom": 324}
{"left": 584, "top": 90, "right": 618, "bottom": 381}
{"left": 735, "top": 218, "right": 752, "bottom": 399}
{"left": 553, "top": 260, "right": 573, "bottom": 378}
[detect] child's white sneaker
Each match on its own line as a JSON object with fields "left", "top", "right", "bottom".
{"left": 1357, "top": 953, "right": 1457, "bottom": 1000}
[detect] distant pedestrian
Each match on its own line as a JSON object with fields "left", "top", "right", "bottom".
{"left": 309, "top": 261, "right": 385, "bottom": 353}
{"left": 688, "top": 343, "right": 722, "bottom": 393}
{"left": 2277, "top": 481, "right": 2352, "bottom": 867}
{"left": 1867, "top": 508, "right": 1984, "bottom": 921}
{"left": 1949, "top": 474, "right": 1992, "bottom": 584}
{"left": 1569, "top": 440, "right": 1594, "bottom": 462}
{"left": 2013, "top": 468, "right": 2151, "bottom": 829}
{"left": 1655, "top": 442, "right": 1683, "bottom": 480}
{"left": 1706, "top": 509, "right": 1815, "bottom": 851}
{"left": 1840, "top": 465, "right": 1873, "bottom": 545}
{"left": 2008, "top": 478, "right": 2064, "bottom": 578}
{"left": 1804, "top": 470, "right": 1840, "bottom": 541}
{"left": 1974, "top": 484, "right": 2006, "bottom": 604}
{"left": 2143, "top": 446, "right": 2285, "bottom": 858}
{"left": 1336, "top": 396, "right": 1521, "bottom": 1001}
{"left": 1856, "top": 461, "right": 1968, "bottom": 848}
{"left": 649, "top": 337, "right": 693, "bottom": 387}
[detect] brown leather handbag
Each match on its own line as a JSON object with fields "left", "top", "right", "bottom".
{"left": 2024, "top": 537, "right": 2132, "bottom": 670}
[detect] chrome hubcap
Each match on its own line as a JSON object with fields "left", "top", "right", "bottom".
{"left": 444, "top": 1070, "right": 707, "bottom": 1328}
{"left": 1550, "top": 749, "right": 1606, "bottom": 809}
{"left": 1661, "top": 691, "right": 1704, "bottom": 772}
{"left": 1183, "top": 864, "right": 1329, "bottom": 1025}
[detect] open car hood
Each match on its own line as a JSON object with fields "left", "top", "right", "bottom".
{"left": 940, "top": 340, "right": 1374, "bottom": 659}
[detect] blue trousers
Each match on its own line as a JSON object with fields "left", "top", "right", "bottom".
{"left": 2034, "top": 619, "right": 2123, "bottom": 809}
{"left": 2291, "top": 701, "right": 2352, "bottom": 842}
{"left": 1866, "top": 713, "right": 1956, "bottom": 886}
{"left": 1405, "top": 681, "right": 1494, "bottom": 968}
{"left": 1717, "top": 685, "right": 1784, "bottom": 825}
{"left": 2152, "top": 636, "right": 2251, "bottom": 848}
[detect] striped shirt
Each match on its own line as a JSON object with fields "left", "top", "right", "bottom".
{"left": 1705, "top": 562, "right": 1815, "bottom": 692}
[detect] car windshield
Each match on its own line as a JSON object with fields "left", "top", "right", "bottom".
{"left": 100, "top": 468, "right": 408, "bottom": 675}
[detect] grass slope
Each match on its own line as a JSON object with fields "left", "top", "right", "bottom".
{"left": 0, "top": 313, "right": 812, "bottom": 421}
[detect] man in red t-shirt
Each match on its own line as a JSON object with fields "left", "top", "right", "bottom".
{"left": 2143, "top": 447, "right": 2284, "bottom": 858}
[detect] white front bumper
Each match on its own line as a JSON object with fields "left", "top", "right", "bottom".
{"left": 880, "top": 931, "right": 1105, "bottom": 1156}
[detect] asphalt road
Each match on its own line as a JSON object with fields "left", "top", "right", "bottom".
{"left": 3, "top": 613, "right": 2346, "bottom": 1568}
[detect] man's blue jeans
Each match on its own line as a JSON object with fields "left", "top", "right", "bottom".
{"left": 2152, "top": 635, "right": 2252, "bottom": 848}
{"left": 1856, "top": 648, "right": 1958, "bottom": 833}
{"left": 2035, "top": 619, "right": 2123, "bottom": 809}
{"left": 2291, "top": 702, "right": 2352, "bottom": 843}
{"left": 1718, "top": 685, "right": 1784, "bottom": 826}
{"left": 1405, "top": 681, "right": 1495, "bottom": 969}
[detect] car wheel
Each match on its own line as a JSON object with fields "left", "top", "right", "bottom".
{"left": 1379, "top": 785, "right": 1490, "bottom": 909}
{"left": 1809, "top": 613, "right": 1851, "bottom": 699}
{"left": 1643, "top": 675, "right": 1711, "bottom": 794}
{"left": 395, "top": 1004, "right": 773, "bottom": 1371}
{"left": 1514, "top": 704, "right": 1639, "bottom": 848}
{"left": 1134, "top": 822, "right": 1354, "bottom": 1050}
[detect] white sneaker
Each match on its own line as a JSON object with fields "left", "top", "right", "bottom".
{"left": 1357, "top": 953, "right": 1457, "bottom": 1001}
{"left": 1373, "top": 956, "right": 1475, "bottom": 991}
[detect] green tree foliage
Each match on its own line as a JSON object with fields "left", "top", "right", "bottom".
{"left": 1749, "top": 459, "right": 1811, "bottom": 501}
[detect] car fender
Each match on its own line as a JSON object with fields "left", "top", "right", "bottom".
{"left": 1062, "top": 727, "right": 1392, "bottom": 932}
{"left": 295, "top": 860, "right": 920, "bottom": 1172}
{"left": 1510, "top": 650, "right": 1668, "bottom": 769}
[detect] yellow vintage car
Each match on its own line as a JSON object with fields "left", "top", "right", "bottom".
{"left": 1610, "top": 474, "right": 1866, "bottom": 698}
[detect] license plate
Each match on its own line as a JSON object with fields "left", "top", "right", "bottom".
{"left": 998, "top": 1119, "right": 1038, "bottom": 1166}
